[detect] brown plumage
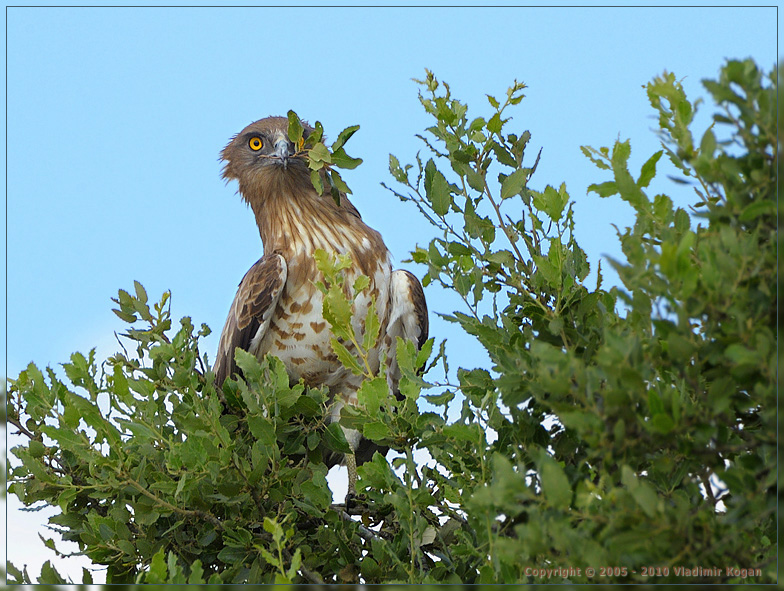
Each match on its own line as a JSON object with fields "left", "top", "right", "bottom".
{"left": 214, "top": 116, "right": 428, "bottom": 495}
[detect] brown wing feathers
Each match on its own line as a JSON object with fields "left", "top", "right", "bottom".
{"left": 214, "top": 253, "right": 287, "bottom": 386}
{"left": 401, "top": 269, "right": 429, "bottom": 350}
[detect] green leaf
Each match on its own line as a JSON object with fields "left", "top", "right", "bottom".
{"left": 424, "top": 160, "right": 451, "bottom": 216}
{"left": 308, "top": 143, "right": 332, "bottom": 165}
{"left": 739, "top": 199, "right": 775, "bottom": 222}
{"left": 188, "top": 560, "right": 205, "bottom": 584}
{"left": 332, "top": 124, "right": 360, "bottom": 151}
{"left": 415, "top": 337, "right": 434, "bottom": 370}
{"left": 308, "top": 120, "right": 324, "bottom": 145}
{"left": 331, "top": 147, "right": 363, "bottom": 170}
{"left": 287, "top": 110, "right": 304, "bottom": 143}
{"left": 329, "top": 169, "right": 351, "bottom": 195}
{"left": 357, "top": 375, "right": 388, "bottom": 415}
{"left": 699, "top": 126, "right": 716, "bottom": 155}
{"left": 587, "top": 180, "right": 618, "bottom": 198}
{"left": 465, "top": 167, "right": 485, "bottom": 192}
{"left": 651, "top": 413, "right": 675, "bottom": 434}
{"left": 611, "top": 139, "right": 648, "bottom": 210}
{"left": 112, "top": 308, "right": 137, "bottom": 323}
{"left": 225, "top": 527, "right": 253, "bottom": 548}
{"left": 490, "top": 141, "right": 517, "bottom": 167}
{"left": 363, "top": 421, "right": 391, "bottom": 441}
{"left": 286, "top": 548, "right": 303, "bottom": 581}
{"left": 248, "top": 416, "right": 276, "bottom": 447}
{"left": 725, "top": 343, "right": 757, "bottom": 366}
{"left": 38, "top": 561, "right": 66, "bottom": 585}
{"left": 352, "top": 276, "right": 369, "bottom": 296}
{"left": 638, "top": 150, "right": 663, "bottom": 188}
{"left": 486, "top": 112, "right": 503, "bottom": 134}
{"left": 133, "top": 280, "right": 148, "bottom": 304}
{"left": 234, "top": 348, "right": 263, "bottom": 384}
{"left": 536, "top": 451, "right": 571, "bottom": 510}
{"left": 424, "top": 388, "right": 454, "bottom": 406}
{"left": 362, "top": 299, "right": 381, "bottom": 351}
{"left": 324, "top": 422, "right": 352, "bottom": 454}
{"left": 322, "top": 286, "right": 354, "bottom": 341}
{"left": 68, "top": 391, "right": 122, "bottom": 448}
{"left": 328, "top": 174, "right": 342, "bottom": 206}
{"left": 389, "top": 154, "right": 408, "bottom": 182}
{"left": 148, "top": 548, "right": 167, "bottom": 583}
{"left": 310, "top": 169, "right": 324, "bottom": 195}
{"left": 263, "top": 517, "right": 283, "bottom": 542}
{"left": 300, "top": 467, "right": 331, "bottom": 510}
{"left": 500, "top": 168, "right": 527, "bottom": 200}
{"left": 217, "top": 545, "right": 248, "bottom": 565}
{"left": 330, "top": 338, "right": 364, "bottom": 376}
{"left": 581, "top": 144, "right": 611, "bottom": 170}
{"left": 444, "top": 423, "right": 483, "bottom": 444}
{"left": 532, "top": 183, "right": 569, "bottom": 221}
{"left": 621, "top": 465, "right": 660, "bottom": 517}
{"left": 28, "top": 439, "right": 45, "bottom": 458}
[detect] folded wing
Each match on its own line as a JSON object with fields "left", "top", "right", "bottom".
{"left": 214, "top": 253, "right": 288, "bottom": 386}
{"left": 385, "top": 269, "right": 429, "bottom": 392}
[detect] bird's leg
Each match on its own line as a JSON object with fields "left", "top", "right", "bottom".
{"left": 346, "top": 452, "right": 358, "bottom": 502}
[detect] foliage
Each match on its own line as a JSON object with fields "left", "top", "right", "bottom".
{"left": 286, "top": 109, "right": 363, "bottom": 205}
{"left": 7, "top": 283, "right": 370, "bottom": 584}
{"left": 384, "top": 60, "right": 776, "bottom": 582}
{"left": 7, "top": 59, "right": 776, "bottom": 583}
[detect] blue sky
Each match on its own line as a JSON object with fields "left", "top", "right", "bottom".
{"left": 4, "top": 2, "right": 778, "bottom": 582}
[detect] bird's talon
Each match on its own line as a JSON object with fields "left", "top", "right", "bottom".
{"left": 345, "top": 492, "right": 370, "bottom": 512}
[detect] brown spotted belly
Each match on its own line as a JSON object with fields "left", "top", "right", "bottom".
{"left": 256, "top": 282, "right": 347, "bottom": 390}
{"left": 260, "top": 271, "right": 388, "bottom": 393}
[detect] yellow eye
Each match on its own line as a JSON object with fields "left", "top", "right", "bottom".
{"left": 249, "top": 136, "right": 263, "bottom": 151}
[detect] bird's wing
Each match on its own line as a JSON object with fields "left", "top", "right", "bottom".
{"left": 214, "top": 253, "right": 288, "bottom": 386}
{"left": 385, "top": 269, "right": 429, "bottom": 389}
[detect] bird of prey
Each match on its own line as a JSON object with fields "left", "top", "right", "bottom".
{"left": 213, "top": 116, "right": 428, "bottom": 497}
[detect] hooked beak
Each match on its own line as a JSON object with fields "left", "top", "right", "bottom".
{"left": 274, "top": 137, "right": 291, "bottom": 168}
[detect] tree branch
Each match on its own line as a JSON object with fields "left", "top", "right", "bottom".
{"left": 8, "top": 415, "right": 36, "bottom": 439}
{"left": 126, "top": 478, "right": 223, "bottom": 531}
{"left": 332, "top": 506, "right": 386, "bottom": 543}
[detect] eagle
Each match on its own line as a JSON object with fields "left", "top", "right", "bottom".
{"left": 213, "top": 116, "right": 428, "bottom": 497}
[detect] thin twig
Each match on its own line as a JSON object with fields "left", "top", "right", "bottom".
{"left": 332, "top": 507, "right": 385, "bottom": 543}
{"left": 126, "top": 478, "right": 223, "bottom": 531}
{"left": 482, "top": 178, "right": 527, "bottom": 265}
{"left": 113, "top": 330, "right": 130, "bottom": 358}
{"left": 416, "top": 133, "right": 449, "bottom": 158}
{"left": 8, "top": 415, "right": 36, "bottom": 439}
{"left": 701, "top": 473, "right": 717, "bottom": 506}
{"left": 196, "top": 352, "right": 208, "bottom": 377}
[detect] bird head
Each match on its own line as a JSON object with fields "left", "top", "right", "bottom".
{"left": 220, "top": 116, "right": 313, "bottom": 188}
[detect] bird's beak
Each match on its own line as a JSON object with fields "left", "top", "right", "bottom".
{"left": 274, "top": 138, "right": 291, "bottom": 169}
